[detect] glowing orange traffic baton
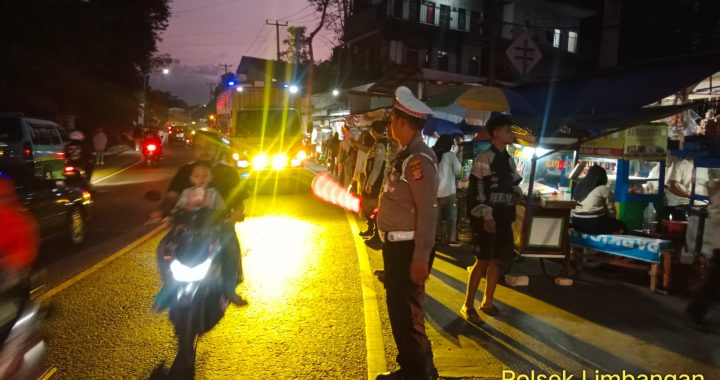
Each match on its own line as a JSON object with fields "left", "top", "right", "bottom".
{"left": 311, "top": 173, "right": 361, "bottom": 213}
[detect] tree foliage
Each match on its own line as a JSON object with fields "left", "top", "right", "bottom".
{"left": 0, "top": 0, "right": 171, "bottom": 132}
{"left": 282, "top": 26, "right": 311, "bottom": 64}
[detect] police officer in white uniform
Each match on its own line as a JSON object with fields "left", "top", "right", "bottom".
{"left": 375, "top": 86, "right": 439, "bottom": 380}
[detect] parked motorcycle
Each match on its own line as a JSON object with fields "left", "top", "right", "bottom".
{"left": 155, "top": 209, "right": 228, "bottom": 379}
{"left": 0, "top": 272, "right": 49, "bottom": 380}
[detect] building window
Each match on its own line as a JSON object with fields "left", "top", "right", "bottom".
{"left": 458, "top": 8, "right": 466, "bottom": 30}
{"left": 568, "top": 31, "right": 578, "bottom": 53}
{"left": 393, "top": 0, "right": 404, "bottom": 18}
{"left": 553, "top": 29, "right": 561, "bottom": 48}
{"left": 409, "top": 0, "right": 420, "bottom": 22}
{"left": 469, "top": 11, "right": 480, "bottom": 33}
{"left": 426, "top": 2, "right": 435, "bottom": 24}
{"left": 439, "top": 4, "right": 450, "bottom": 27}
{"left": 437, "top": 50, "right": 449, "bottom": 71}
{"left": 423, "top": 51, "right": 431, "bottom": 68}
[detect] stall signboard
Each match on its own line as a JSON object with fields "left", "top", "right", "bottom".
{"left": 623, "top": 124, "right": 668, "bottom": 159}
{"left": 580, "top": 131, "right": 624, "bottom": 157}
{"left": 579, "top": 123, "right": 668, "bottom": 159}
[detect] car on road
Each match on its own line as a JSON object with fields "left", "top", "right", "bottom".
{"left": 0, "top": 161, "right": 93, "bottom": 245}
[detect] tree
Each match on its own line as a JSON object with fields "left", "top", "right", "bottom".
{"left": 282, "top": 26, "right": 311, "bottom": 64}
{"left": 0, "top": 0, "right": 171, "bottom": 132}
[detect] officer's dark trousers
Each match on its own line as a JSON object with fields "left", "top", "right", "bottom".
{"left": 686, "top": 250, "right": 720, "bottom": 322}
{"left": 382, "top": 240, "right": 435, "bottom": 379}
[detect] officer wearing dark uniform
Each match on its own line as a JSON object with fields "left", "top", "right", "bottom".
{"left": 375, "top": 86, "right": 439, "bottom": 380}
{"left": 360, "top": 121, "right": 390, "bottom": 248}
{"left": 461, "top": 114, "right": 522, "bottom": 322}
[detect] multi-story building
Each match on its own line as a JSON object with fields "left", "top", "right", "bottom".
{"left": 341, "top": 0, "right": 598, "bottom": 91}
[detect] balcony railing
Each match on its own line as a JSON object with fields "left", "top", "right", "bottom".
{"left": 387, "top": 0, "right": 471, "bottom": 32}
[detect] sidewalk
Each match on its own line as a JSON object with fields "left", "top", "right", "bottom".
{"left": 303, "top": 159, "right": 719, "bottom": 379}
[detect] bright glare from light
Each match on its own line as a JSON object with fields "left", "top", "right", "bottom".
{"left": 518, "top": 146, "right": 552, "bottom": 160}
{"left": 232, "top": 152, "right": 240, "bottom": 161}
{"left": 288, "top": 85, "right": 299, "bottom": 94}
{"left": 236, "top": 86, "right": 244, "bottom": 92}
{"left": 272, "top": 153, "right": 288, "bottom": 169}
{"left": 296, "top": 150, "right": 307, "bottom": 161}
{"left": 162, "top": 68, "right": 170, "bottom": 75}
{"left": 237, "top": 160, "right": 250, "bottom": 168}
{"left": 332, "top": 89, "right": 339, "bottom": 96}
{"left": 252, "top": 153, "right": 268, "bottom": 169}
{"left": 235, "top": 216, "right": 318, "bottom": 299}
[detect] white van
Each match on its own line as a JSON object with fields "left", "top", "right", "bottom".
{"left": 0, "top": 113, "right": 67, "bottom": 179}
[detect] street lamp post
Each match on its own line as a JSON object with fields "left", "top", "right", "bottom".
{"left": 140, "top": 68, "right": 170, "bottom": 126}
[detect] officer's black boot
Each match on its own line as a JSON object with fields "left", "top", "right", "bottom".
{"left": 375, "top": 369, "right": 404, "bottom": 380}
{"left": 360, "top": 218, "right": 374, "bottom": 237}
{"left": 365, "top": 231, "right": 383, "bottom": 250}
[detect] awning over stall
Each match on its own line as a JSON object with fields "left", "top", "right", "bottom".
{"left": 513, "top": 52, "right": 720, "bottom": 118}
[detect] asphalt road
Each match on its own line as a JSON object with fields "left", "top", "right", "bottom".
{"left": 37, "top": 145, "right": 193, "bottom": 288}
{"left": 41, "top": 150, "right": 369, "bottom": 379}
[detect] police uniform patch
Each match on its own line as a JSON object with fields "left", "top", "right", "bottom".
{"left": 409, "top": 160, "right": 423, "bottom": 181}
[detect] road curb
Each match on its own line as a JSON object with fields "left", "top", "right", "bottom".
{"left": 39, "top": 223, "right": 167, "bottom": 301}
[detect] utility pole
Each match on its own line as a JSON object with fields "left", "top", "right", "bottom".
{"left": 219, "top": 63, "right": 233, "bottom": 74}
{"left": 266, "top": 19, "right": 288, "bottom": 61}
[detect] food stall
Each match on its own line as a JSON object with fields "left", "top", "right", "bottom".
{"left": 509, "top": 137, "right": 577, "bottom": 270}
{"left": 577, "top": 123, "right": 669, "bottom": 230}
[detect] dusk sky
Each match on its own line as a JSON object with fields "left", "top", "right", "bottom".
{"left": 151, "top": 0, "right": 336, "bottom": 105}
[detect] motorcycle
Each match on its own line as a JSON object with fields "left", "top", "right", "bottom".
{"left": 155, "top": 209, "right": 228, "bottom": 379}
{"left": 63, "top": 163, "right": 92, "bottom": 190}
{"left": 142, "top": 139, "right": 162, "bottom": 167}
{"left": 0, "top": 272, "right": 49, "bottom": 380}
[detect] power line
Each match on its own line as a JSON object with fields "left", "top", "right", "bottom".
{"left": 285, "top": 8, "right": 318, "bottom": 23}
{"left": 174, "top": 0, "right": 236, "bottom": 14}
{"left": 161, "top": 37, "right": 273, "bottom": 48}
{"left": 162, "top": 28, "right": 261, "bottom": 38}
{"left": 243, "top": 26, "right": 270, "bottom": 58}
{"left": 279, "top": 4, "right": 314, "bottom": 21}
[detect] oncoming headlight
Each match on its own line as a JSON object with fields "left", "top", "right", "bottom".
{"left": 232, "top": 152, "right": 240, "bottom": 161}
{"left": 170, "top": 258, "right": 212, "bottom": 282}
{"left": 272, "top": 153, "right": 288, "bottom": 169}
{"left": 252, "top": 153, "right": 269, "bottom": 169}
{"left": 237, "top": 160, "right": 250, "bottom": 168}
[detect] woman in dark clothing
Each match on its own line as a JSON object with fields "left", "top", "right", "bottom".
{"left": 571, "top": 165, "right": 627, "bottom": 234}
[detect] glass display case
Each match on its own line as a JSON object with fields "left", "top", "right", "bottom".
{"left": 509, "top": 144, "right": 574, "bottom": 197}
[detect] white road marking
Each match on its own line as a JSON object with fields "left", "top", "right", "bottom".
{"left": 92, "top": 159, "right": 143, "bottom": 184}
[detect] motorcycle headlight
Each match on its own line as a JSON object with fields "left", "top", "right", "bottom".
{"left": 237, "top": 159, "right": 250, "bottom": 168}
{"left": 170, "top": 258, "right": 212, "bottom": 282}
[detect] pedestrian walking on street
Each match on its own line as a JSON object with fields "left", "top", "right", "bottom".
{"left": 433, "top": 134, "right": 462, "bottom": 247}
{"left": 375, "top": 86, "right": 438, "bottom": 380}
{"left": 360, "top": 121, "right": 390, "bottom": 250}
{"left": 93, "top": 127, "right": 108, "bottom": 166}
{"left": 461, "top": 114, "right": 523, "bottom": 323}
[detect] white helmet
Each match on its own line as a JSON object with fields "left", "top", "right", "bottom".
{"left": 70, "top": 131, "right": 85, "bottom": 141}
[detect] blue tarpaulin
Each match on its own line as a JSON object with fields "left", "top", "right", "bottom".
{"left": 422, "top": 116, "right": 479, "bottom": 136}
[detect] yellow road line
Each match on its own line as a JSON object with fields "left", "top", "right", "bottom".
{"left": 40, "top": 366, "right": 58, "bottom": 379}
{"left": 345, "top": 212, "right": 388, "bottom": 379}
{"left": 39, "top": 224, "right": 166, "bottom": 301}
{"left": 92, "top": 159, "right": 143, "bottom": 184}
